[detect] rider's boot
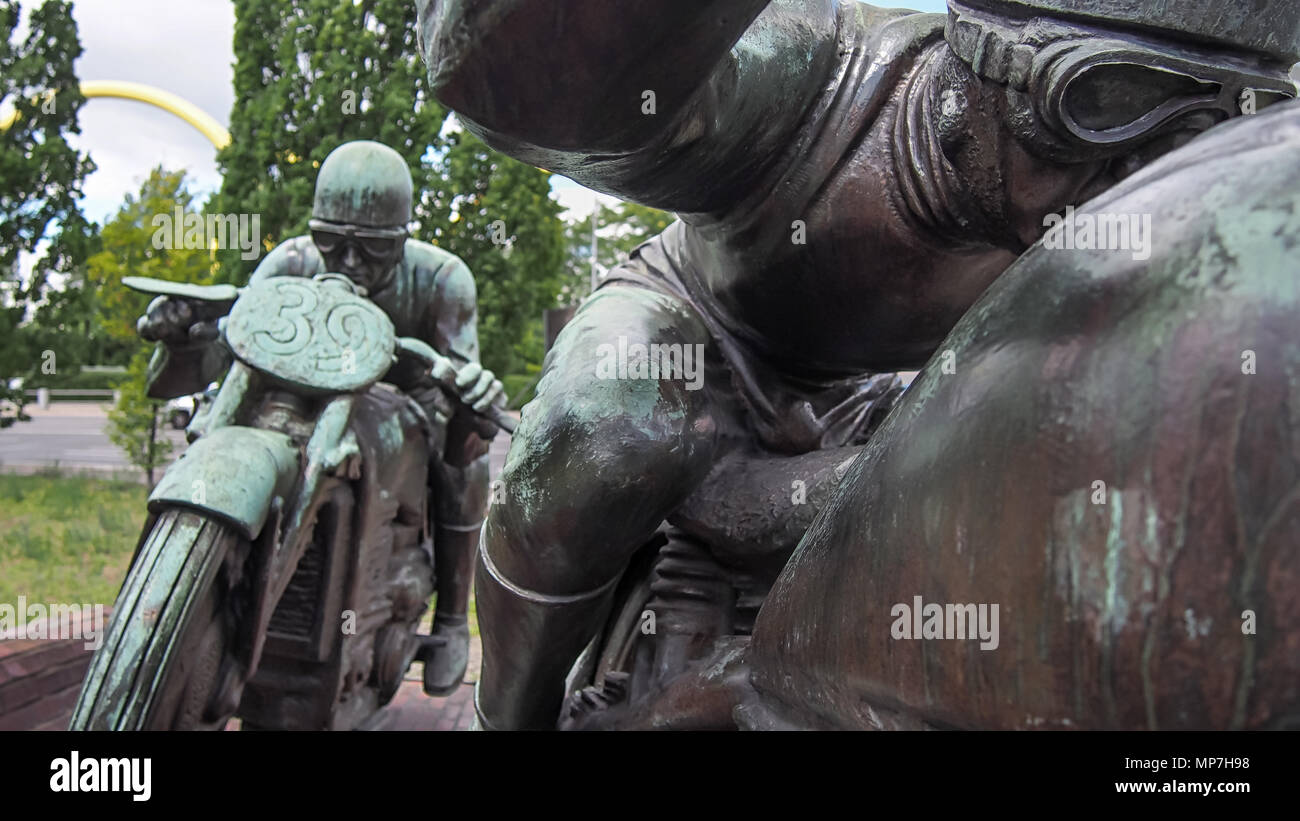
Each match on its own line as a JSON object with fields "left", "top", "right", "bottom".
{"left": 422, "top": 523, "right": 479, "bottom": 696}
{"left": 472, "top": 542, "right": 619, "bottom": 730}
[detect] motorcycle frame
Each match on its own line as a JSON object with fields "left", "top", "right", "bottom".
{"left": 174, "top": 360, "right": 432, "bottom": 727}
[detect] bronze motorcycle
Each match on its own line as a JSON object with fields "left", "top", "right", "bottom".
{"left": 71, "top": 273, "right": 512, "bottom": 730}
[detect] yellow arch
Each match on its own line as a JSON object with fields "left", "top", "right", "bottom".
{"left": 0, "top": 80, "right": 230, "bottom": 149}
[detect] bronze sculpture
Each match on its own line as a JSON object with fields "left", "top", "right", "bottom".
{"left": 135, "top": 141, "right": 504, "bottom": 698}
{"left": 566, "top": 99, "right": 1300, "bottom": 729}
{"left": 72, "top": 267, "right": 509, "bottom": 729}
{"left": 75, "top": 272, "right": 434, "bottom": 728}
{"left": 415, "top": 0, "right": 1300, "bottom": 729}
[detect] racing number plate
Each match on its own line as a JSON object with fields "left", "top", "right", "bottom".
{"left": 224, "top": 278, "right": 396, "bottom": 393}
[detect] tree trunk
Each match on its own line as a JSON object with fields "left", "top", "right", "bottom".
{"left": 146, "top": 406, "right": 157, "bottom": 487}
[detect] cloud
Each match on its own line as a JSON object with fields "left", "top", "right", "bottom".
{"left": 68, "top": 0, "right": 235, "bottom": 222}
{"left": 61, "top": 1, "right": 620, "bottom": 226}
{"left": 550, "top": 176, "right": 622, "bottom": 221}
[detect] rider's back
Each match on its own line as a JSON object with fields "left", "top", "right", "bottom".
{"left": 747, "top": 100, "right": 1300, "bottom": 730}
{"left": 422, "top": 1, "right": 1020, "bottom": 375}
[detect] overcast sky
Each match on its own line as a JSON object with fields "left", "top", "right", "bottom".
{"left": 65, "top": 0, "right": 236, "bottom": 223}
{"left": 50, "top": 0, "right": 950, "bottom": 227}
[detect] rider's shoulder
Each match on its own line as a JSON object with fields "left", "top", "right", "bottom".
{"left": 844, "top": 2, "right": 946, "bottom": 45}
{"left": 402, "top": 238, "right": 467, "bottom": 273}
{"left": 402, "top": 239, "right": 475, "bottom": 300}
{"left": 250, "top": 235, "right": 322, "bottom": 282}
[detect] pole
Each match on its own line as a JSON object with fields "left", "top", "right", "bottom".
{"left": 590, "top": 207, "right": 598, "bottom": 295}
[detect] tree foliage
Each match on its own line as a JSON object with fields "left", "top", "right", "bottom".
{"left": 106, "top": 349, "right": 172, "bottom": 487}
{"left": 561, "top": 200, "right": 674, "bottom": 304}
{"left": 87, "top": 167, "right": 216, "bottom": 345}
{"left": 423, "top": 127, "right": 566, "bottom": 376}
{"left": 213, "top": 0, "right": 446, "bottom": 281}
{"left": 96, "top": 168, "right": 211, "bottom": 485}
{"left": 0, "top": 0, "right": 94, "bottom": 282}
{"left": 0, "top": 0, "right": 96, "bottom": 396}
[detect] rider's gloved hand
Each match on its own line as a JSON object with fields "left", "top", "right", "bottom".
{"left": 137, "top": 296, "right": 221, "bottom": 348}
{"left": 408, "top": 382, "right": 456, "bottom": 429}
{"left": 453, "top": 362, "right": 506, "bottom": 438}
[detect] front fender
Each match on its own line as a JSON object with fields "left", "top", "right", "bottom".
{"left": 148, "top": 426, "right": 300, "bottom": 540}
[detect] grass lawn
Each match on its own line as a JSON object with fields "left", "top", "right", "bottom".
{"left": 0, "top": 471, "right": 479, "bottom": 637}
{"left": 0, "top": 471, "right": 146, "bottom": 607}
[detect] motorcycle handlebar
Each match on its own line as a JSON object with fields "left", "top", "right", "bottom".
{"left": 395, "top": 337, "right": 517, "bottom": 435}
{"left": 125, "top": 276, "right": 518, "bottom": 436}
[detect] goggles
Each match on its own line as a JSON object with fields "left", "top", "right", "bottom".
{"left": 946, "top": 5, "right": 1298, "bottom": 155}
{"left": 1038, "top": 38, "right": 1297, "bottom": 151}
{"left": 308, "top": 218, "right": 407, "bottom": 263}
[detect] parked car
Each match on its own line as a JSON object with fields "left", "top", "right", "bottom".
{"left": 161, "top": 383, "right": 217, "bottom": 430}
{"left": 161, "top": 394, "right": 195, "bottom": 430}
{"left": 0, "top": 377, "right": 25, "bottom": 427}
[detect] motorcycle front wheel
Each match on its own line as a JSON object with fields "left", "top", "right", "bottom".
{"left": 70, "top": 508, "right": 251, "bottom": 730}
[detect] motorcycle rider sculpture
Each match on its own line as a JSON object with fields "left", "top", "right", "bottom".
{"left": 414, "top": 0, "right": 1300, "bottom": 729}
{"left": 137, "top": 140, "right": 504, "bottom": 696}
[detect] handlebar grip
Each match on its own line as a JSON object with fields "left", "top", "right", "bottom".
{"left": 484, "top": 405, "right": 518, "bottom": 435}
{"left": 123, "top": 276, "right": 240, "bottom": 304}
{"left": 430, "top": 356, "right": 517, "bottom": 434}
{"left": 394, "top": 338, "right": 516, "bottom": 435}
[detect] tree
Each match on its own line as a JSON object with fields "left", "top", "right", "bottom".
{"left": 213, "top": 0, "right": 448, "bottom": 284}
{"left": 561, "top": 200, "right": 674, "bottom": 304}
{"left": 0, "top": 0, "right": 96, "bottom": 395}
{"left": 423, "top": 128, "right": 567, "bottom": 377}
{"left": 94, "top": 168, "right": 213, "bottom": 485}
{"left": 216, "top": 0, "right": 567, "bottom": 378}
{"left": 0, "top": 283, "right": 30, "bottom": 427}
{"left": 86, "top": 167, "right": 215, "bottom": 346}
{"left": 106, "top": 350, "right": 172, "bottom": 487}
{"left": 19, "top": 279, "right": 112, "bottom": 374}
{"left": 0, "top": 0, "right": 94, "bottom": 280}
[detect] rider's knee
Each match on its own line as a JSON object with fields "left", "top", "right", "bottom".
{"left": 484, "top": 286, "right": 720, "bottom": 593}
{"left": 515, "top": 282, "right": 719, "bottom": 486}
{"left": 489, "top": 384, "right": 717, "bottom": 592}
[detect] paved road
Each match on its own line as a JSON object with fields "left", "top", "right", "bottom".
{"left": 0, "top": 403, "right": 186, "bottom": 476}
{"left": 0, "top": 402, "right": 512, "bottom": 479}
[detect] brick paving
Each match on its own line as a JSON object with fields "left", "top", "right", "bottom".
{"left": 0, "top": 610, "right": 105, "bottom": 731}
{"left": 354, "top": 631, "right": 482, "bottom": 731}
{"left": 3, "top": 628, "right": 483, "bottom": 731}
{"left": 369, "top": 679, "right": 476, "bottom": 732}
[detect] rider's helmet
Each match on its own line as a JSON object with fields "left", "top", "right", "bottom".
{"left": 309, "top": 140, "right": 413, "bottom": 293}
{"left": 945, "top": 0, "right": 1300, "bottom": 162}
